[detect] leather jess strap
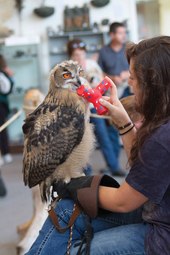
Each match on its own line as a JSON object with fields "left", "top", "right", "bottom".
{"left": 48, "top": 203, "right": 81, "bottom": 233}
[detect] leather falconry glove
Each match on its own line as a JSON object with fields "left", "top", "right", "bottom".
{"left": 53, "top": 175, "right": 120, "bottom": 218}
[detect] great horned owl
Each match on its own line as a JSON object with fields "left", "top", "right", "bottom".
{"left": 23, "top": 60, "right": 95, "bottom": 201}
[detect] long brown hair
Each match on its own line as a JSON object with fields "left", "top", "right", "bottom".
{"left": 126, "top": 36, "right": 170, "bottom": 164}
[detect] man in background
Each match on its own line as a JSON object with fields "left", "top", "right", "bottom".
{"left": 98, "top": 22, "right": 130, "bottom": 98}
{"left": 97, "top": 22, "right": 131, "bottom": 176}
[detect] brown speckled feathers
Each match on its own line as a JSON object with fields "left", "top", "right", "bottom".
{"left": 22, "top": 60, "right": 95, "bottom": 201}
{"left": 23, "top": 90, "right": 85, "bottom": 188}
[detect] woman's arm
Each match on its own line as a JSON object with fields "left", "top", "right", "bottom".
{"left": 99, "top": 181, "right": 148, "bottom": 213}
{"left": 121, "top": 127, "right": 137, "bottom": 159}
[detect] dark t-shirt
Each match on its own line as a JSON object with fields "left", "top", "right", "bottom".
{"left": 126, "top": 121, "right": 170, "bottom": 255}
{"left": 98, "top": 44, "right": 129, "bottom": 75}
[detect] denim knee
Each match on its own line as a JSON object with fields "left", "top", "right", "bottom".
{"left": 55, "top": 199, "right": 75, "bottom": 216}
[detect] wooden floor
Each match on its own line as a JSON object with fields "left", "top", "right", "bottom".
{"left": 0, "top": 149, "right": 127, "bottom": 255}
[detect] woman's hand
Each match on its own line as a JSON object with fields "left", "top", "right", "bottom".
{"left": 100, "top": 76, "right": 131, "bottom": 128}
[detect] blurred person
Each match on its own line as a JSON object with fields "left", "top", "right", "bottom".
{"left": 0, "top": 54, "right": 14, "bottom": 165}
{"left": 98, "top": 22, "right": 132, "bottom": 175}
{"left": 0, "top": 170, "right": 7, "bottom": 197}
{"left": 98, "top": 22, "right": 130, "bottom": 98}
{"left": 67, "top": 38, "right": 103, "bottom": 87}
{"left": 67, "top": 39, "right": 125, "bottom": 176}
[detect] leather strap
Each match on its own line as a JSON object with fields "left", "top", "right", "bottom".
{"left": 91, "top": 175, "right": 102, "bottom": 189}
{"left": 48, "top": 202, "right": 81, "bottom": 233}
{"left": 77, "top": 175, "right": 103, "bottom": 218}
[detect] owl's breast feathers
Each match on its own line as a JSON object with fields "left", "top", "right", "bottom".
{"left": 23, "top": 90, "right": 86, "bottom": 188}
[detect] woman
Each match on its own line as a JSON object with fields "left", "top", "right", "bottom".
{"left": 67, "top": 39, "right": 103, "bottom": 88}
{"left": 67, "top": 39, "right": 125, "bottom": 176}
{"left": 27, "top": 36, "right": 170, "bottom": 255}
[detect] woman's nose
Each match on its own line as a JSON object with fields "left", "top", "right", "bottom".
{"left": 128, "top": 78, "right": 132, "bottom": 86}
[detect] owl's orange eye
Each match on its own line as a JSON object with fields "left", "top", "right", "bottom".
{"left": 63, "top": 72, "right": 72, "bottom": 79}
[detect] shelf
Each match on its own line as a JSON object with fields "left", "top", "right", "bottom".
{"left": 48, "top": 30, "right": 107, "bottom": 68}
{"left": 70, "top": 31, "right": 103, "bottom": 37}
{"left": 50, "top": 51, "right": 67, "bottom": 55}
{"left": 1, "top": 43, "right": 41, "bottom": 144}
{"left": 48, "top": 34, "right": 68, "bottom": 38}
{"left": 48, "top": 31, "right": 104, "bottom": 38}
{"left": 49, "top": 48, "right": 100, "bottom": 56}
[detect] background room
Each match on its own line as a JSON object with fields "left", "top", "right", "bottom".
{"left": 0, "top": 0, "right": 170, "bottom": 255}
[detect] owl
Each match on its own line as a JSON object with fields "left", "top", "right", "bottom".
{"left": 23, "top": 60, "right": 95, "bottom": 202}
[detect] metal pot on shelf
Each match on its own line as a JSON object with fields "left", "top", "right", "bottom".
{"left": 34, "top": 0, "right": 55, "bottom": 18}
{"left": 91, "top": 0, "right": 110, "bottom": 8}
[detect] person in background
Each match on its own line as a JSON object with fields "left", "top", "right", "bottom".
{"left": 67, "top": 39, "right": 103, "bottom": 87}
{"left": 98, "top": 22, "right": 130, "bottom": 98}
{"left": 98, "top": 22, "right": 132, "bottom": 175}
{"left": 0, "top": 54, "right": 14, "bottom": 165}
{"left": 67, "top": 39, "right": 125, "bottom": 176}
{"left": 0, "top": 170, "right": 7, "bottom": 197}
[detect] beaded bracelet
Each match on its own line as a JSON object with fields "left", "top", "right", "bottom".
{"left": 118, "top": 122, "right": 132, "bottom": 130}
{"left": 119, "top": 124, "right": 135, "bottom": 136}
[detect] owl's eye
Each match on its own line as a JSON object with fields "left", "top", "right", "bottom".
{"left": 79, "top": 70, "right": 84, "bottom": 76}
{"left": 63, "top": 72, "right": 72, "bottom": 79}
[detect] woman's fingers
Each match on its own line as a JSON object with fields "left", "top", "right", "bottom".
{"left": 104, "top": 76, "right": 118, "bottom": 104}
{"left": 104, "top": 75, "right": 113, "bottom": 84}
{"left": 110, "top": 84, "right": 118, "bottom": 104}
{"left": 102, "top": 96, "right": 110, "bottom": 101}
{"left": 99, "top": 98, "right": 115, "bottom": 111}
{"left": 100, "top": 76, "right": 119, "bottom": 111}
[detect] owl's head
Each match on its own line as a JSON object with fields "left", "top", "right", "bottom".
{"left": 50, "top": 60, "right": 89, "bottom": 92}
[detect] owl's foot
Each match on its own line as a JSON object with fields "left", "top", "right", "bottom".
{"left": 64, "top": 173, "right": 85, "bottom": 184}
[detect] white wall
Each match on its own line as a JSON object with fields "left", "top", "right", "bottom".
{"left": 159, "top": 0, "right": 170, "bottom": 36}
{"left": 4, "top": 0, "right": 138, "bottom": 90}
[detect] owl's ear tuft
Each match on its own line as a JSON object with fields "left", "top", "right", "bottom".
{"left": 50, "top": 72, "right": 56, "bottom": 86}
{"left": 50, "top": 65, "right": 59, "bottom": 87}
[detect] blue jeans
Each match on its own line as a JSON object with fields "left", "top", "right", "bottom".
{"left": 90, "top": 108, "right": 120, "bottom": 173}
{"left": 121, "top": 86, "right": 133, "bottom": 99}
{"left": 26, "top": 199, "right": 148, "bottom": 255}
{"left": 83, "top": 165, "right": 93, "bottom": 176}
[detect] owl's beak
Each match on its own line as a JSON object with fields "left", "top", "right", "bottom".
{"left": 68, "top": 77, "right": 82, "bottom": 88}
{"left": 75, "top": 77, "right": 82, "bottom": 87}
{"left": 67, "top": 77, "right": 88, "bottom": 91}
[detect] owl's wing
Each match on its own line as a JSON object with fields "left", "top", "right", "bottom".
{"left": 23, "top": 101, "right": 85, "bottom": 188}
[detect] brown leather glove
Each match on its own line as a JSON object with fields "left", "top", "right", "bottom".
{"left": 53, "top": 175, "right": 120, "bottom": 218}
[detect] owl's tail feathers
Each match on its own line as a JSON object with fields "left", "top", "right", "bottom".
{"left": 40, "top": 181, "right": 51, "bottom": 202}
{"left": 23, "top": 164, "right": 29, "bottom": 187}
